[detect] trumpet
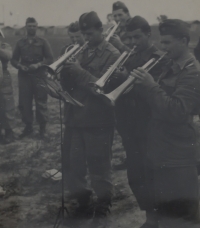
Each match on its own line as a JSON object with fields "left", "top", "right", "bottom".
{"left": 105, "top": 22, "right": 120, "bottom": 42}
{"left": 39, "top": 42, "right": 88, "bottom": 107}
{"left": 98, "top": 53, "right": 167, "bottom": 106}
{"left": 90, "top": 46, "right": 136, "bottom": 92}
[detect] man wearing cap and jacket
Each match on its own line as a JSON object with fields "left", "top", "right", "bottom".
{"left": 62, "top": 12, "right": 120, "bottom": 221}
{"left": 0, "top": 30, "right": 15, "bottom": 144}
{"left": 110, "top": 16, "right": 167, "bottom": 228}
{"left": 11, "top": 17, "right": 54, "bottom": 139}
{"left": 59, "top": 21, "right": 85, "bottom": 190}
{"left": 109, "top": 1, "right": 131, "bottom": 53}
{"left": 131, "top": 19, "right": 200, "bottom": 228}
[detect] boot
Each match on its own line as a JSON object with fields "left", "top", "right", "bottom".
{"left": 39, "top": 123, "right": 46, "bottom": 138}
{"left": 94, "top": 198, "right": 111, "bottom": 217}
{"left": 3, "top": 128, "right": 15, "bottom": 144}
{"left": 90, "top": 198, "right": 111, "bottom": 228}
{"left": 73, "top": 189, "right": 93, "bottom": 217}
{"left": 19, "top": 124, "right": 33, "bottom": 139}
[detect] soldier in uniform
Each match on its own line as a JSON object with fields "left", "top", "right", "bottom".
{"left": 62, "top": 12, "right": 120, "bottom": 222}
{"left": 0, "top": 30, "right": 15, "bottom": 144}
{"left": 111, "top": 16, "right": 167, "bottom": 228}
{"left": 11, "top": 17, "right": 54, "bottom": 138}
{"left": 132, "top": 19, "right": 200, "bottom": 228}
{"left": 60, "top": 21, "right": 85, "bottom": 56}
{"left": 109, "top": 1, "right": 131, "bottom": 53}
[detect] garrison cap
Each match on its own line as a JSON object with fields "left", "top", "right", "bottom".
{"left": 126, "top": 16, "right": 151, "bottom": 33}
{"left": 68, "top": 21, "right": 80, "bottom": 33}
{"left": 159, "top": 19, "right": 190, "bottom": 39}
{"left": 26, "top": 17, "right": 37, "bottom": 24}
{"left": 79, "top": 11, "right": 102, "bottom": 31}
{"left": 112, "top": 1, "right": 129, "bottom": 12}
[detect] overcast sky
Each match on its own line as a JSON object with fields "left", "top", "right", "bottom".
{"left": 1, "top": 0, "right": 200, "bottom": 26}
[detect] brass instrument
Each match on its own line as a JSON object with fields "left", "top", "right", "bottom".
{"left": 98, "top": 53, "right": 167, "bottom": 106}
{"left": 89, "top": 46, "right": 136, "bottom": 93}
{"left": 39, "top": 43, "right": 88, "bottom": 107}
{"left": 105, "top": 22, "right": 120, "bottom": 42}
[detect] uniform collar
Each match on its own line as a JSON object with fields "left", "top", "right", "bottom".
{"left": 87, "top": 39, "right": 107, "bottom": 57}
{"left": 171, "top": 53, "right": 195, "bottom": 73}
{"left": 25, "top": 35, "right": 38, "bottom": 43}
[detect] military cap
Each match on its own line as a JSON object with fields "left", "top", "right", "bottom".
{"left": 126, "top": 16, "right": 151, "bottom": 33}
{"left": 68, "top": 21, "right": 80, "bottom": 33}
{"left": 159, "top": 19, "right": 190, "bottom": 39}
{"left": 26, "top": 17, "right": 37, "bottom": 24}
{"left": 79, "top": 11, "right": 102, "bottom": 31}
{"left": 112, "top": 1, "right": 129, "bottom": 12}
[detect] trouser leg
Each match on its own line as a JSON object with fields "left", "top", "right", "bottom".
{"left": 18, "top": 74, "right": 33, "bottom": 125}
{"left": 119, "top": 125, "right": 148, "bottom": 211}
{"left": 85, "top": 127, "right": 114, "bottom": 202}
{"left": 33, "top": 77, "right": 48, "bottom": 125}
{"left": 67, "top": 128, "right": 88, "bottom": 196}
{"left": 0, "top": 92, "right": 15, "bottom": 129}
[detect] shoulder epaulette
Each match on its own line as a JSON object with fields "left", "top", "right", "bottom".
{"left": 105, "top": 42, "right": 119, "bottom": 54}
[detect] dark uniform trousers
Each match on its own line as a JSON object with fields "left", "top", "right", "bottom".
{"left": 63, "top": 126, "right": 114, "bottom": 201}
{"left": 140, "top": 54, "right": 200, "bottom": 227}
{"left": 117, "top": 119, "right": 148, "bottom": 210}
{"left": 114, "top": 45, "right": 165, "bottom": 211}
{"left": 0, "top": 69, "right": 15, "bottom": 130}
{"left": 18, "top": 72, "right": 48, "bottom": 125}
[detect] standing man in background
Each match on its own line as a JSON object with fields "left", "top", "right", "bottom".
{"left": 109, "top": 1, "right": 131, "bottom": 52}
{"left": 11, "top": 17, "right": 54, "bottom": 139}
{"left": 0, "top": 29, "right": 15, "bottom": 144}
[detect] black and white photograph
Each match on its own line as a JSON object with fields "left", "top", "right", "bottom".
{"left": 0, "top": 0, "right": 200, "bottom": 227}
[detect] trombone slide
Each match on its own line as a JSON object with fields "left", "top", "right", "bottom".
{"left": 89, "top": 51, "right": 128, "bottom": 90}
{"left": 105, "top": 22, "right": 120, "bottom": 42}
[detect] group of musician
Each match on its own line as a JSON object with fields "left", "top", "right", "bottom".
{"left": 0, "top": 1, "right": 200, "bottom": 228}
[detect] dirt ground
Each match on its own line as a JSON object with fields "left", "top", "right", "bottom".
{"left": 0, "top": 65, "right": 148, "bottom": 228}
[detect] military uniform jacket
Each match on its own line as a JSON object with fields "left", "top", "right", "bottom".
{"left": 139, "top": 54, "right": 200, "bottom": 168}
{"left": 61, "top": 39, "right": 120, "bottom": 127}
{"left": 11, "top": 36, "right": 53, "bottom": 74}
{"left": 0, "top": 42, "right": 12, "bottom": 92}
{"left": 115, "top": 45, "right": 166, "bottom": 138}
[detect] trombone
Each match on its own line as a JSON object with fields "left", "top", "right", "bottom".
{"left": 98, "top": 53, "right": 167, "bottom": 106}
{"left": 39, "top": 43, "right": 88, "bottom": 107}
{"left": 89, "top": 45, "right": 136, "bottom": 93}
{"left": 105, "top": 22, "right": 120, "bottom": 42}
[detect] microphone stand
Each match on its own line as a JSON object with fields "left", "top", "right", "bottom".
{"left": 53, "top": 98, "right": 69, "bottom": 228}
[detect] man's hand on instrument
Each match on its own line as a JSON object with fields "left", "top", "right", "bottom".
{"left": 18, "top": 63, "right": 29, "bottom": 72}
{"left": 65, "top": 59, "right": 83, "bottom": 75}
{"left": 110, "top": 34, "right": 124, "bottom": 49}
{"left": 29, "top": 63, "right": 41, "bottom": 71}
{"left": 130, "top": 67, "right": 155, "bottom": 87}
{"left": 112, "top": 67, "right": 129, "bottom": 84}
